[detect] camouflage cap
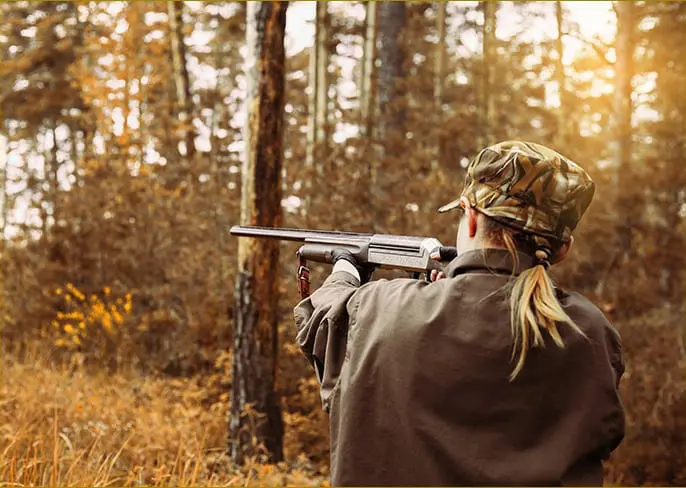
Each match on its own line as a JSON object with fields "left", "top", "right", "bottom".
{"left": 438, "top": 141, "right": 595, "bottom": 243}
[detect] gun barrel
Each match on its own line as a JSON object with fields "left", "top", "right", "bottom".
{"left": 230, "top": 225, "right": 453, "bottom": 273}
{"left": 229, "top": 225, "right": 372, "bottom": 243}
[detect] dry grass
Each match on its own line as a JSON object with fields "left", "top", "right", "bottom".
{"left": 2, "top": 304, "right": 683, "bottom": 486}
{"left": 0, "top": 350, "right": 327, "bottom": 487}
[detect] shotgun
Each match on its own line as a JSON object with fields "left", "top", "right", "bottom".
{"left": 229, "top": 225, "right": 457, "bottom": 274}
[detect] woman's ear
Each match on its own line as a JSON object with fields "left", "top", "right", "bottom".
{"left": 467, "top": 206, "right": 479, "bottom": 238}
{"left": 552, "top": 236, "right": 574, "bottom": 264}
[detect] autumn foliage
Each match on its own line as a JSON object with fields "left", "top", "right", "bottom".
{"left": 0, "top": 1, "right": 684, "bottom": 486}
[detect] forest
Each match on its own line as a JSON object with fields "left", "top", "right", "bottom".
{"left": 0, "top": 1, "right": 684, "bottom": 486}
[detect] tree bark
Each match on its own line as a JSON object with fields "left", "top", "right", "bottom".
{"left": 229, "top": 0, "right": 287, "bottom": 465}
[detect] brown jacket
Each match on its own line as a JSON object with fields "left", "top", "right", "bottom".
{"left": 293, "top": 249, "right": 625, "bottom": 486}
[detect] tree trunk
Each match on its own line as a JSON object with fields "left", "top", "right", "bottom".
{"left": 48, "top": 122, "right": 60, "bottom": 231}
{"left": 434, "top": 2, "right": 446, "bottom": 112}
{"left": 305, "top": 6, "right": 317, "bottom": 173}
{"left": 360, "top": 1, "right": 378, "bottom": 228}
{"left": 481, "top": 0, "right": 497, "bottom": 147}
{"left": 0, "top": 129, "right": 7, "bottom": 239}
{"left": 168, "top": 1, "right": 196, "bottom": 165}
{"left": 359, "top": 1, "right": 377, "bottom": 139}
{"left": 377, "top": 2, "right": 406, "bottom": 143}
{"left": 315, "top": 3, "right": 329, "bottom": 166}
{"left": 554, "top": 0, "right": 567, "bottom": 149}
{"left": 612, "top": 1, "right": 635, "bottom": 249}
{"left": 434, "top": 1, "right": 447, "bottom": 169}
{"left": 596, "top": 0, "right": 635, "bottom": 298}
{"left": 229, "top": 0, "right": 287, "bottom": 465}
{"left": 374, "top": 2, "right": 406, "bottom": 230}
{"left": 211, "top": 22, "right": 229, "bottom": 321}
{"left": 305, "top": 2, "right": 329, "bottom": 217}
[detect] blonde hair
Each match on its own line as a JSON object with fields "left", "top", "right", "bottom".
{"left": 489, "top": 223, "right": 587, "bottom": 381}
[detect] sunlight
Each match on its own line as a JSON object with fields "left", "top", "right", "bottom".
{"left": 565, "top": 2, "right": 616, "bottom": 65}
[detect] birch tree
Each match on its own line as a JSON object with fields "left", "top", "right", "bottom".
{"left": 229, "top": 0, "right": 287, "bottom": 465}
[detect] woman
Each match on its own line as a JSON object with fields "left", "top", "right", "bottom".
{"left": 294, "top": 141, "right": 625, "bottom": 486}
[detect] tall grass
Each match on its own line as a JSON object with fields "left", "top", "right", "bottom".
{"left": 0, "top": 350, "right": 327, "bottom": 487}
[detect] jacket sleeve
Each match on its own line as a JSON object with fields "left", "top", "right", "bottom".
{"left": 293, "top": 270, "right": 361, "bottom": 411}
{"left": 599, "top": 321, "right": 626, "bottom": 459}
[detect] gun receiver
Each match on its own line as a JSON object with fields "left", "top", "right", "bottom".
{"left": 229, "top": 225, "right": 456, "bottom": 274}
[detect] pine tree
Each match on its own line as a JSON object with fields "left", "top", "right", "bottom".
{"left": 229, "top": 0, "right": 288, "bottom": 465}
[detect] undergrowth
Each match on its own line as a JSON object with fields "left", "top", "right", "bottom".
{"left": 0, "top": 349, "right": 328, "bottom": 487}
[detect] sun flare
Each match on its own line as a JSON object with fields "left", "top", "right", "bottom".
{"left": 564, "top": 1, "right": 616, "bottom": 65}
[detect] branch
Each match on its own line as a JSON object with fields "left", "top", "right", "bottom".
{"left": 563, "top": 31, "right": 615, "bottom": 66}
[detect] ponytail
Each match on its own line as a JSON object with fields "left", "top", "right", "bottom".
{"left": 500, "top": 230, "right": 587, "bottom": 381}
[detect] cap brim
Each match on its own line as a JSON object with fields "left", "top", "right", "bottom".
{"left": 437, "top": 198, "right": 461, "bottom": 213}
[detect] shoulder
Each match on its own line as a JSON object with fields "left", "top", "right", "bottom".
{"left": 347, "top": 276, "right": 439, "bottom": 318}
{"left": 557, "top": 288, "right": 624, "bottom": 375}
{"left": 353, "top": 276, "right": 438, "bottom": 301}
{"left": 557, "top": 289, "right": 614, "bottom": 332}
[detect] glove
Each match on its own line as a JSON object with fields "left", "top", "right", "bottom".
{"left": 427, "top": 246, "right": 456, "bottom": 282}
{"left": 430, "top": 246, "right": 458, "bottom": 262}
{"left": 331, "top": 248, "right": 375, "bottom": 284}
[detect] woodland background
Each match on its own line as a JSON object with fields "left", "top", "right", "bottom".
{"left": 0, "top": 1, "right": 684, "bottom": 486}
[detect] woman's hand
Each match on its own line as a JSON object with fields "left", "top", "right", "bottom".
{"left": 428, "top": 245, "right": 455, "bottom": 282}
{"left": 429, "top": 269, "right": 446, "bottom": 281}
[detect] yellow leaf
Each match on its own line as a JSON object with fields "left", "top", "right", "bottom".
{"left": 102, "top": 315, "right": 113, "bottom": 333}
{"left": 113, "top": 311, "right": 123, "bottom": 325}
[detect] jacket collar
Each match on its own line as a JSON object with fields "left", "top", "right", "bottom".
{"left": 444, "top": 248, "right": 536, "bottom": 278}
